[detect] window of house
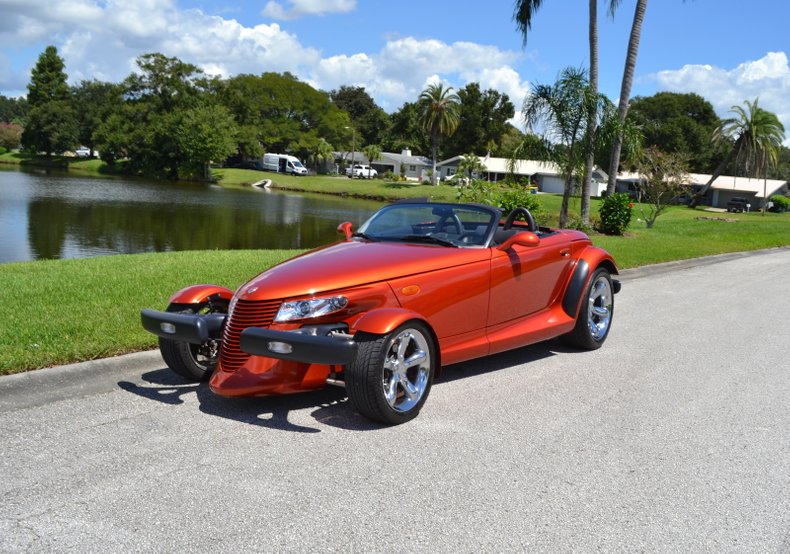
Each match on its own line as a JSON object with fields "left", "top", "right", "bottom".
{"left": 409, "top": 165, "right": 416, "bottom": 172}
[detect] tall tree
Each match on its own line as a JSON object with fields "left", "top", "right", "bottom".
{"left": 362, "top": 143, "right": 382, "bottom": 178}
{"left": 0, "top": 95, "right": 28, "bottom": 124}
{"left": 689, "top": 99, "right": 785, "bottom": 208}
{"left": 383, "top": 101, "right": 430, "bottom": 155}
{"left": 515, "top": 67, "right": 613, "bottom": 227}
{"left": 419, "top": 83, "right": 461, "bottom": 185}
{"left": 606, "top": 0, "right": 648, "bottom": 194}
{"left": 514, "top": 0, "right": 601, "bottom": 224}
{"left": 21, "top": 46, "right": 78, "bottom": 155}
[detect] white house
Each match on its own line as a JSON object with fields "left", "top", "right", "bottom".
{"left": 436, "top": 155, "right": 609, "bottom": 196}
{"left": 616, "top": 171, "right": 788, "bottom": 209}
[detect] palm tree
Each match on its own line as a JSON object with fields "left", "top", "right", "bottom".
{"left": 689, "top": 98, "right": 785, "bottom": 208}
{"left": 458, "top": 153, "right": 487, "bottom": 179}
{"left": 514, "top": 0, "right": 601, "bottom": 225}
{"left": 362, "top": 144, "right": 382, "bottom": 178}
{"left": 516, "top": 67, "right": 611, "bottom": 228}
{"left": 606, "top": 0, "right": 648, "bottom": 195}
{"left": 419, "top": 83, "right": 460, "bottom": 185}
{"left": 308, "top": 137, "right": 334, "bottom": 174}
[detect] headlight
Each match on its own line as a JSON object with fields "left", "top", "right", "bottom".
{"left": 274, "top": 296, "right": 348, "bottom": 322}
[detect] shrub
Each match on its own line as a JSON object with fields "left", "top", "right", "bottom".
{"left": 0, "top": 146, "right": 6, "bottom": 155}
{"left": 495, "top": 186, "right": 541, "bottom": 216}
{"left": 768, "top": 195, "right": 789, "bottom": 213}
{"left": 457, "top": 180, "right": 541, "bottom": 217}
{"left": 598, "top": 193, "right": 633, "bottom": 235}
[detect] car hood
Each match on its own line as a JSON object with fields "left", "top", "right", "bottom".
{"left": 237, "top": 240, "right": 492, "bottom": 300}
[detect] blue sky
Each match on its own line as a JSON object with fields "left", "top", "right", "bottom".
{"left": 0, "top": 0, "right": 788, "bottom": 140}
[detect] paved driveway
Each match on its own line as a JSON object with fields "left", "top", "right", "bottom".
{"left": 2, "top": 249, "right": 789, "bottom": 551}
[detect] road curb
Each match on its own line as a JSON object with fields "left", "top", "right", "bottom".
{"left": 0, "top": 350, "right": 163, "bottom": 413}
{"left": 617, "top": 246, "right": 790, "bottom": 281}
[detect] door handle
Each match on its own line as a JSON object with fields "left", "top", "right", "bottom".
{"left": 560, "top": 248, "right": 571, "bottom": 257}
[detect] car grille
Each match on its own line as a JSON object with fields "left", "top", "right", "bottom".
{"left": 219, "top": 299, "right": 280, "bottom": 372}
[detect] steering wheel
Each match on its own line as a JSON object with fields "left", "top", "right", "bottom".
{"left": 436, "top": 213, "right": 463, "bottom": 234}
{"left": 503, "top": 207, "right": 537, "bottom": 232}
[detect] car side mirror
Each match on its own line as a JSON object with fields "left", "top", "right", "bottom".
{"left": 497, "top": 231, "right": 540, "bottom": 251}
{"left": 337, "top": 221, "right": 353, "bottom": 239}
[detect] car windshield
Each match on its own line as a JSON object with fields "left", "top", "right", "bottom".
{"left": 356, "top": 203, "right": 498, "bottom": 248}
{"left": 292, "top": 160, "right": 305, "bottom": 168}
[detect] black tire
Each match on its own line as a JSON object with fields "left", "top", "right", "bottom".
{"left": 561, "top": 268, "right": 614, "bottom": 350}
{"left": 158, "top": 302, "right": 226, "bottom": 382}
{"left": 345, "top": 321, "right": 436, "bottom": 424}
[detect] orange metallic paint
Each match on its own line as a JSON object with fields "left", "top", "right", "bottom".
{"left": 193, "top": 227, "right": 617, "bottom": 399}
{"left": 168, "top": 284, "right": 234, "bottom": 305}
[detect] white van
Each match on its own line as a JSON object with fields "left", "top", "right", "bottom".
{"left": 261, "top": 153, "right": 308, "bottom": 176}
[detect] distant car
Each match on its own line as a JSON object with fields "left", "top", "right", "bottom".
{"left": 726, "top": 196, "right": 750, "bottom": 212}
{"left": 346, "top": 164, "right": 378, "bottom": 179}
{"left": 74, "top": 147, "right": 91, "bottom": 158}
{"left": 141, "top": 200, "right": 620, "bottom": 424}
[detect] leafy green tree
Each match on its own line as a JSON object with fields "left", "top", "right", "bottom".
{"left": 22, "top": 46, "right": 78, "bottom": 155}
{"left": 383, "top": 101, "right": 430, "bottom": 155}
{"left": 330, "top": 86, "right": 391, "bottom": 147}
{"left": 514, "top": 67, "right": 614, "bottom": 228}
{"left": 0, "top": 95, "right": 28, "bottom": 124}
{"left": 419, "top": 83, "right": 461, "bottom": 185}
{"left": 71, "top": 80, "right": 123, "bottom": 157}
{"left": 176, "top": 104, "right": 239, "bottom": 180}
{"left": 690, "top": 98, "right": 786, "bottom": 208}
{"left": 445, "top": 83, "right": 515, "bottom": 157}
{"left": 628, "top": 92, "right": 720, "bottom": 172}
{"left": 220, "top": 72, "right": 350, "bottom": 163}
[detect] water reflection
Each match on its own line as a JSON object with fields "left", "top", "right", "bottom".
{"left": 0, "top": 169, "right": 381, "bottom": 263}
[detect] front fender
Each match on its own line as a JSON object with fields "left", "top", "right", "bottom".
{"left": 352, "top": 308, "right": 427, "bottom": 336}
{"left": 168, "top": 284, "right": 234, "bottom": 306}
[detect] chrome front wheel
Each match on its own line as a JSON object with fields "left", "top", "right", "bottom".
{"left": 346, "top": 322, "right": 436, "bottom": 424}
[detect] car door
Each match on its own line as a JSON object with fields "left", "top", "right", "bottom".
{"left": 487, "top": 232, "right": 575, "bottom": 327}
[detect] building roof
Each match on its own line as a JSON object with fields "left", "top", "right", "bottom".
{"left": 618, "top": 171, "right": 788, "bottom": 199}
{"left": 438, "top": 155, "right": 562, "bottom": 176}
{"left": 380, "top": 150, "right": 431, "bottom": 166}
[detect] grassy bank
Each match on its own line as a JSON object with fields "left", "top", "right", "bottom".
{"left": 0, "top": 250, "right": 300, "bottom": 374}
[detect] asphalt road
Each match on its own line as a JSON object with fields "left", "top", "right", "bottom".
{"left": 2, "top": 248, "right": 789, "bottom": 551}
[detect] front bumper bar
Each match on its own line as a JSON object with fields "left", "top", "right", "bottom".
{"left": 240, "top": 327, "right": 357, "bottom": 365}
{"left": 141, "top": 309, "right": 357, "bottom": 366}
{"left": 141, "top": 309, "right": 226, "bottom": 343}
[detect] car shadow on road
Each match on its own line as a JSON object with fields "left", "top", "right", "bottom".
{"left": 118, "top": 370, "right": 381, "bottom": 433}
{"left": 118, "top": 340, "right": 577, "bottom": 433}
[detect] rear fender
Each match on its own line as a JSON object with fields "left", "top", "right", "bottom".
{"left": 168, "top": 284, "right": 234, "bottom": 306}
{"left": 561, "top": 247, "right": 619, "bottom": 318}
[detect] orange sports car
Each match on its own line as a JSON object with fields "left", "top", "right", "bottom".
{"left": 141, "top": 201, "right": 620, "bottom": 424}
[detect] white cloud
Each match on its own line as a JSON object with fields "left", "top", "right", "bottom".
{"left": 262, "top": 0, "right": 356, "bottom": 20}
{"left": 654, "top": 52, "right": 790, "bottom": 145}
{"left": 0, "top": 1, "right": 531, "bottom": 131}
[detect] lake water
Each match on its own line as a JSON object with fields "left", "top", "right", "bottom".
{"left": 0, "top": 168, "right": 383, "bottom": 263}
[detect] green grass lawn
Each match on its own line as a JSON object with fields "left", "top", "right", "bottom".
{"left": 0, "top": 250, "right": 299, "bottom": 374}
{"left": 213, "top": 168, "right": 460, "bottom": 201}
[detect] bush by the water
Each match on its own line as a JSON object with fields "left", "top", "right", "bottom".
{"left": 769, "top": 195, "right": 789, "bottom": 212}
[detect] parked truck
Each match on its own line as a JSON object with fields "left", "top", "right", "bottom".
{"left": 261, "top": 153, "right": 308, "bottom": 176}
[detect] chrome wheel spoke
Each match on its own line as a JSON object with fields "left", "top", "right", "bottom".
{"left": 587, "top": 275, "right": 613, "bottom": 341}
{"left": 404, "top": 350, "right": 427, "bottom": 369}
